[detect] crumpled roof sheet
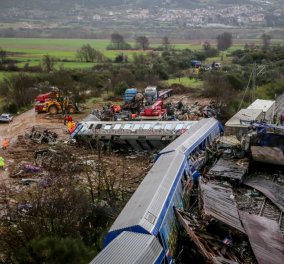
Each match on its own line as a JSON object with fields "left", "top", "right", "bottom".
{"left": 245, "top": 177, "right": 284, "bottom": 212}
{"left": 200, "top": 182, "right": 245, "bottom": 233}
{"left": 251, "top": 146, "right": 284, "bottom": 165}
{"left": 240, "top": 211, "right": 284, "bottom": 264}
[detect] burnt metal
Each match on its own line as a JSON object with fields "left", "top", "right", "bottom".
{"left": 251, "top": 146, "right": 284, "bottom": 165}
{"left": 240, "top": 211, "right": 284, "bottom": 264}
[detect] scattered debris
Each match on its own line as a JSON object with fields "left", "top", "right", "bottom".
{"left": 206, "top": 156, "right": 249, "bottom": 184}
{"left": 240, "top": 211, "right": 284, "bottom": 264}
{"left": 175, "top": 208, "right": 252, "bottom": 263}
{"left": 251, "top": 146, "right": 284, "bottom": 165}
{"left": 30, "top": 128, "right": 58, "bottom": 144}
{"left": 199, "top": 182, "right": 245, "bottom": 233}
{"left": 244, "top": 177, "right": 284, "bottom": 212}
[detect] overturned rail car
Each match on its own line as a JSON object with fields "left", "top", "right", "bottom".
{"left": 71, "top": 120, "right": 197, "bottom": 151}
{"left": 91, "top": 118, "right": 221, "bottom": 264}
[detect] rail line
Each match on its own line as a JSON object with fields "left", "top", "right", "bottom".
{"left": 257, "top": 174, "right": 284, "bottom": 234}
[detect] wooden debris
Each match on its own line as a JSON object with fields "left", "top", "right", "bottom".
{"left": 175, "top": 208, "right": 240, "bottom": 263}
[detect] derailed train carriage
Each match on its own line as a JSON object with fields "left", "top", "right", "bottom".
{"left": 91, "top": 118, "right": 221, "bottom": 264}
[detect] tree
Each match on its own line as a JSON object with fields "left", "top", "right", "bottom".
{"left": 111, "top": 33, "right": 125, "bottom": 49}
{"left": 217, "top": 32, "right": 233, "bottom": 51}
{"left": 136, "top": 36, "right": 150, "bottom": 50}
{"left": 203, "top": 40, "right": 211, "bottom": 51}
{"left": 76, "top": 44, "right": 106, "bottom": 63}
{"left": 114, "top": 81, "right": 128, "bottom": 96}
{"left": 162, "top": 36, "right": 171, "bottom": 50}
{"left": 0, "top": 73, "right": 38, "bottom": 110}
{"left": 261, "top": 33, "right": 271, "bottom": 50}
{"left": 0, "top": 47, "right": 7, "bottom": 64}
{"left": 42, "top": 54, "right": 56, "bottom": 72}
{"left": 107, "top": 33, "right": 132, "bottom": 50}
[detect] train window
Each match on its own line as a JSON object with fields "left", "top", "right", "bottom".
{"left": 95, "top": 124, "right": 102, "bottom": 129}
{"left": 165, "top": 124, "right": 173, "bottom": 130}
{"left": 104, "top": 124, "right": 112, "bottom": 130}
{"left": 143, "top": 124, "right": 151, "bottom": 129}
{"left": 154, "top": 124, "right": 162, "bottom": 130}
{"left": 89, "top": 124, "right": 94, "bottom": 129}
{"left": 133, "top": 124, "right": 141, "bottom": 130}
{"left": 174, "top": 123, "right": 183, "bottom": 130}
{"left": 113, "top": 124, "right": 121, "bottom": 130}
{"left": 123, "top": 124, "right": 132, "bottom": 129}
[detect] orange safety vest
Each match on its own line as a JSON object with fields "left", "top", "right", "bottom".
{"left": 67, "top": 121, "right": 76, "bottom": 133}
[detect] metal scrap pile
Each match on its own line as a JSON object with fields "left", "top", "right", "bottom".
{"left": 93, "top": 100, "right": 220, "bottom": 122}
{"left": 30, "top": 128, "right": 58, "bottom": 144}
{"left": 176, "top": 134, "right": 284, "bottom": 264}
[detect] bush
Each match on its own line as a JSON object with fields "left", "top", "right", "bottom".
{"left": 17, "top": 236, "right": 96, "bottom": 264}
{"left": 3, "top": 103, "right": 18, "bottom": 114}
{"left": 114, "top": 81, "right": 128, "bottom": 96}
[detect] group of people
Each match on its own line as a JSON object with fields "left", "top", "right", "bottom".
{"left": 63, "top": 114, "right": 73, "bottom": 125}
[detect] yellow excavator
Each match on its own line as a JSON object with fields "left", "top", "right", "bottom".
{"left": 41, "top": 95, "right": 78, "bottom": 115}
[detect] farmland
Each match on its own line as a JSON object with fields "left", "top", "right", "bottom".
{"left": 0, "top": 37, "right": 249, "bottom": 82}
{"left": 0, "top": 38, "right": 203, "bottom": 69}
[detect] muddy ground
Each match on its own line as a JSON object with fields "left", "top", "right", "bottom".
{"left": 0, "top": 92, "right": 211, "bottom": 213}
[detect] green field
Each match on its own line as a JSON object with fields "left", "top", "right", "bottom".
{"left": 0, "top": 37, "right": 268, "bottom": 82}
{"left": 0, "top": 37, "right": 249, "bottom": 73}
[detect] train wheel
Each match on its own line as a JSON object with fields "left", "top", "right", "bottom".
{"left": 48, "top": 105, "right": 58, "bottom": 115}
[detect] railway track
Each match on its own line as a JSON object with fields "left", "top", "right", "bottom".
{"left": 259, "top": 194, "right": 284, "bottom": 234}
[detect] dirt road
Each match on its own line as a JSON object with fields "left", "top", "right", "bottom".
{"left": 0, "top": 109, "right": 71, "bottom": 181}
{"left": 0, "top": 109, "right": 70, "bottom": 144}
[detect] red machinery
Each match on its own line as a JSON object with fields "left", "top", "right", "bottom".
{"left": 140, "top": 99, "right": 167, "bottom": 120}
{"left": 34, "top": 92, "right": 57, "bottom": 112}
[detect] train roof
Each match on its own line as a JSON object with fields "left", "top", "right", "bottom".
{"left": 159, "top": 118, "right": 220, "bottom": 156}
{"left": 105, "top": 151, "right": 186, "bottom": 245}
{"left": 247, "top": 99, "right": 275, "bottom": 112}
{"left": 92, "top": 231, "right": 164, "bottom": 264}
{"left": 72, "top": 120, "right": 196, "bottom": 138}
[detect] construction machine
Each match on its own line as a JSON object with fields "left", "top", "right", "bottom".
{"left": 42, "top": 96, "right": 78, "bottom": 115}
{"left": 34, "top": 89, "right": 79, "bottom": 115}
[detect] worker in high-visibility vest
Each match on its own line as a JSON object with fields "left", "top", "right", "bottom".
{"left": 2, "top": 138, "right": 9, "bottom": 150}
{"left": 67, "top": 121, "right": 76, "bottom": 133}
{"left": 0, "top": 156, "right": 5, "bottom": 169}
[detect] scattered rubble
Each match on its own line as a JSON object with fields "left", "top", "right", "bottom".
{"left": 30, "top": 128, "right": 58, "bottom": 144}
{"left": 240, "top": 211, "right": 284, "bottom": 264}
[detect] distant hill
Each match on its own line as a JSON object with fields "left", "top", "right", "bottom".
{"left": 0, "top": 0, "right": 282, "bottom": 10}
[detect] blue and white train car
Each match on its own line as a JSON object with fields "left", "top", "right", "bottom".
{"left": 91, "top": 231, "right": 165, "bottom": 264}
{"left": 91, "top": 118, "right": 221, "bottom": 264}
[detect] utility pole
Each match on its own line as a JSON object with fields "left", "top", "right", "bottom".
{"left": 251, "top": 62, "right": 256, "bottom": 103}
